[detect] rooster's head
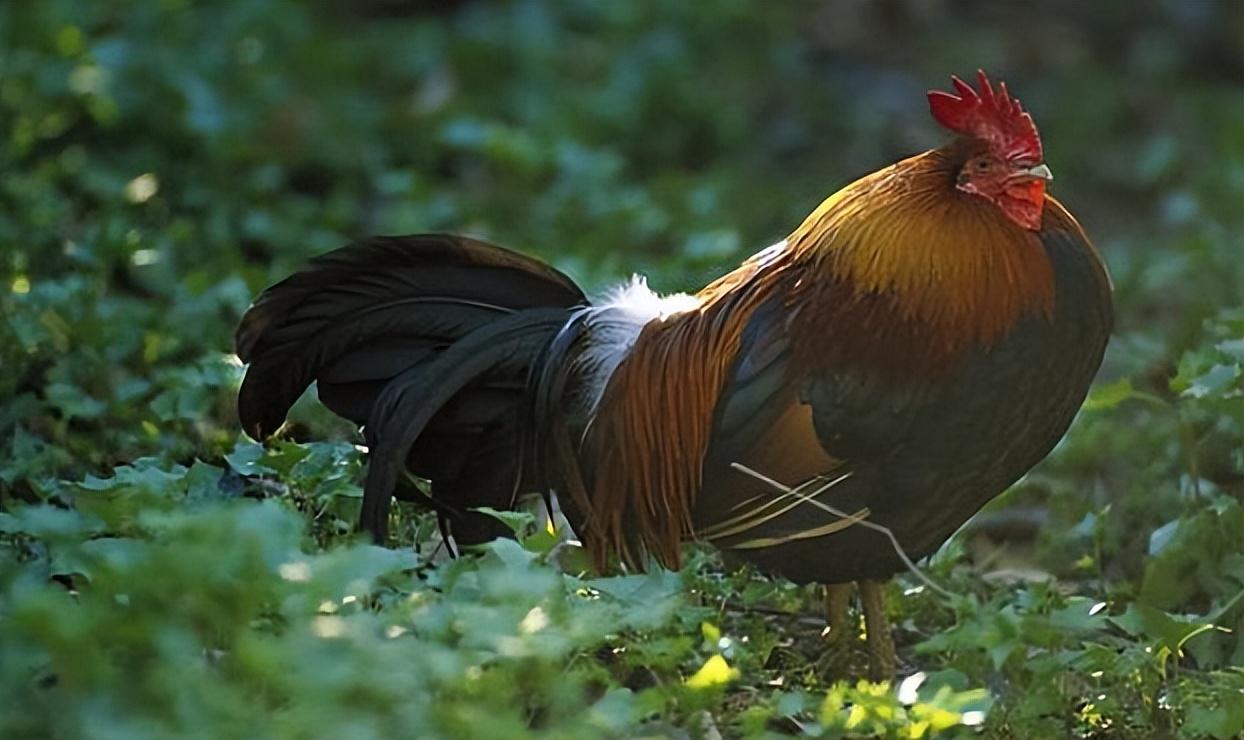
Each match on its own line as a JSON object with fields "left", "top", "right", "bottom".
{"left": 928, "top": 69, "right": 1052, "bottom": 231}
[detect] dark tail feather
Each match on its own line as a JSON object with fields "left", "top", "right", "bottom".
{"left": 360, "top": 309, "right": 573, "bottom": 542}
{"left": 235, "top": 234, "right": 585, "bottom": 439}
{"left": 234, "top": 233, "right": 587, "bottom": 543}
{"left": 524, "top": 308, "right": 596, "bottom": 532}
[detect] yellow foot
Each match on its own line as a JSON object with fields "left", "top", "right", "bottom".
{"left": 859, "top": 579, "right": 896, "bottom": 682}
{"left": 821, "top": 580, "right": 897, "bottom": 681}
{"left": 819, "top": 582, "right": 856, "bottom": 676}
{"left": 823, "top": 582, "right": 854, "bottom": 646}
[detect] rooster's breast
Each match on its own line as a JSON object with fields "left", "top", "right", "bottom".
{"left": 706, "top": 220, "right": 1112, "bottom": 584}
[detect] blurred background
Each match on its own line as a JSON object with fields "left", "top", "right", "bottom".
{"left": 1, "top": 0, "right": 1241, "bottom": 735}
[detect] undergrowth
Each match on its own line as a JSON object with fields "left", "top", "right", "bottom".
{"left": 2, "top": 1, "right": 1242, "bottom": 737}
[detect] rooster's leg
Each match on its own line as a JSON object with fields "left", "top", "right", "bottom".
{"left": 823, "top": 582, "right": 854, "bottom": 645}
{"left": 820, "top": 582, "right": 856, "bottom": 675}
{"left": 859, "top": 579, "right": 896, "bottom": 681}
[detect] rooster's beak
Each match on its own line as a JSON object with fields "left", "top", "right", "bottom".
{"left": 1020, "top": 163, "right": 1053, "bottom": 181}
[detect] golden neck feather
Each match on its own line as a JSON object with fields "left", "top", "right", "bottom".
{"left": 784, "top": 146, "right": 1056, "bottom": 374}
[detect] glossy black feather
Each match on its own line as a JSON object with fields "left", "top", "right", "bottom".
{"left": 236, "top": 233, "right": 590, "bottom": 546}
{"left": 703, "top": 297, "right": 794, "bottom": 465}
{"left": 359, "top": 309, "right": 572, "bottom": 541}
{"left": 235, "top": 234, "right": 585, "bottom": 438}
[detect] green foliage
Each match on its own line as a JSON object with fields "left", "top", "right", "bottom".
{"left": 2, "top": 0, "right": 1241, "bottom": 737}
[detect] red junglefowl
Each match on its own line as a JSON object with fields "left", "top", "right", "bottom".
{"left": 236, "top": 70, "right": 1112, "bottom": 679}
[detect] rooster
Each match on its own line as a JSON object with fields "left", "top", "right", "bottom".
{"left": 236, "top": 71, "right": 1112, "bottom": 679}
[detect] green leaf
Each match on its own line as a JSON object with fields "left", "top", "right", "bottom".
{"left": 1148, "top": 518, "right": 1180, "bottom": 556}
{"left": 587, "top": 569, "right": 683, "bottom": 606}
{"left": 1182, "top": 364, "right": 1241, "bottom": 399}
{"left": 0, "top": 504, "right": 102, "bottom": 540}
{"left": 1184, "top": 701, "right": 1244, "bottom": 740}
{"left": 224, "top": 439, "right": 276, "bottom": 476}
{"left": 184, "top": 460, "right": 226, "bottom": 501}
{"left": 1216, "top": 338, "right": 1244, "bottom": 362}
{"left": 259, "top": 440, "right": 311, "bottom": 477}
{"left": 1109, "top": 603, "right": 1214, "bottom": 658}
{"left": 1083, "top": 377, "right": 1136, "bottom": 411}
{"left": 473, "top": 506, "right": 534, "bottom": 537}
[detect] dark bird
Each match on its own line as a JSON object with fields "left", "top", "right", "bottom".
{"left": 235, "top": 70, "right": 1112, "bottom": 679}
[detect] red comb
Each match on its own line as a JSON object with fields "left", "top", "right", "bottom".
{"left": 927, "top": 69, "right": 1042, "bottom": 164}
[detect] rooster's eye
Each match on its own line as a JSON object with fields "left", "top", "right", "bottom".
{"left": 976, "top": 159, "right": 991, "bottom": 171}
